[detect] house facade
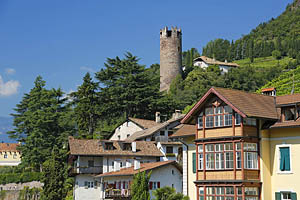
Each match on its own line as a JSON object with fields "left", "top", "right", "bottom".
{"left": 98, "top": 160, "right": 182, "bottom": 199}
{"left": 181, "top": 87, "right": 300, "bottom": 200}
{"left": 0, "top": 143, "right": 21, "bottom": 166}
{"left": 193, "top": 56, "right": 239, "bottom": 74}
{"left": 171, "top": 124, "right": 197, "bottom": 200}
{"left": 68, "top": 137, "right": 164, "bottom": 200}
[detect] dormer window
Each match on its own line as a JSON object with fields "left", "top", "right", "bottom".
{"left": 104, "top": 143, "right": 114, "bottom": 150}
{"left": 283, "top": 107, "right": 295, "bottom": 121}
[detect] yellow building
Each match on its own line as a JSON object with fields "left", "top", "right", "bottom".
{"left": 180, "top": 87, "right": 300, "bottom": 200}
{"left": 0, "top": 143, "right": 21, "bottom": 166}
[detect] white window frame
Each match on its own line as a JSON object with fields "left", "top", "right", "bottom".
{"left": 276, "top": 144, "right": 292, "bottom": 174}
{"left": 281, "top": 192, "right": 292, "bottom": 200}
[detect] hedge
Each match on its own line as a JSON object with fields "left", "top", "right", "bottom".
{"left": 0, "top": 172, "right": 42, "bottom": 185}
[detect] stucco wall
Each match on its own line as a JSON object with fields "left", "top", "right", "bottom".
{"left": 110, "top": 121, "right": 142, "bottom": 140}
{"left": 187, "top": 141, "right": 196, "bottom": 200}
{"left": 0, "top": 151, "right": 21, "bottom": 166}
{"left": 74, "top": 174, "right": 101, "bottom": 200}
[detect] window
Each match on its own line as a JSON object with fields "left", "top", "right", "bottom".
{"left": 276, "top": 192, "right": 297, "bottom": 200}
{"left": 198, "top": 112, "right": 203, "bottom": 129}
{"left": 88, "top": 160, "right": 94, "bottom": 167}
{"left": 279, "top": 146, "right": 291, "bottom": 172}
{"left": 192, "top": 152, "right": 196, "bottom": 173}
{"left": 118, "top": 135, "right": 121, "bottom": 140}
{"left": 224, "top": 106, "right": 233, "bottom": 126}
{"left": 198, "top": 145, "right": 203, "bottom": 170}
{"left": 166, "top": 146, "right": 173, "bottom": 154}
{"left": 244, "top": 143, "right": 258, "bottom": 169}
{"left": 206, "top": 116, "right": 214, "bottom": 128}
{"left": 127, "top": 134, "right": 130, "bottom": 138}
{"left": 160, "top": 131, "right": 165, "bottom": 136}
{"left": 200, "top": 187, "right": 259, "bottom": 200}
{"left": 168, "top": 131, "right": 173, "bottom": 136}
{"left": 244, "top": 118, "right": 257, "bottom": 126}
{"left": 4, "top": 153, "right": 7, "bottom": 159}
{"left": 235, "top": 113, "right": 241, "bottom": 125}
{"left": 204, "top": 143, "right": 234, "bottom": 170}
{"left": 283, "top": 107, "right": 296, "bottom": 121}
{"left": 84, "top": 181, "right": 94, "bottom": 189}
{"left": 13, "top": 153, "right": 17, "bottom": 159}
{"left": 104, "top": 143, "right": 114, "bottom": 150}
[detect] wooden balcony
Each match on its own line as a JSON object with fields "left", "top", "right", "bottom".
{"left": 105, "top": 189, "right": 131, "bottom": 199}
{"left": 70, "top": 166, "right": 103, "bottom": 175}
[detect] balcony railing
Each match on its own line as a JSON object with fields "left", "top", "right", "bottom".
{"left": 71, "top": 166, "right": 103, "bottom": 174}
{"left": 105, "top": 189, "right": 131, "bottom": 199}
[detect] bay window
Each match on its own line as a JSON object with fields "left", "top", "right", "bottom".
{"left": 198, "top": 145, "right": 203, "bottom": 170}
{"left": 199, "top": 187, "right": 259, "bottom": 200}
{"left": 244, "top": 143, "right": 258, "bottom": 169}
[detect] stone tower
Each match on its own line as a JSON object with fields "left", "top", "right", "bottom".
{"left": 160, "top": 26, "right": 182, "bottom": 92}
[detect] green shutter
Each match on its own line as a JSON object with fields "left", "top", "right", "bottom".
{"left": 280, "top": 147, "right": 290, "bottom": 171}
{"left": 291, "top": 192, "right": 297, "bottom": 200}
{"left": 193, "top": 152, "right": 196, "bottom": 173}
{"left": 275, "top": 192, "right": 281, "bottom": 200}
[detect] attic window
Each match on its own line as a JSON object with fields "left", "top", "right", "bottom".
{"left": 283, "top": 107, "right": 295, "bottom": 121}
{"left": 104, "top": 143, "right": 114, "bottom": 150}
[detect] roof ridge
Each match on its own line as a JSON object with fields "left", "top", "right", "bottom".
{"left": 213, "top": 87, "right": 276, "bottom": 99}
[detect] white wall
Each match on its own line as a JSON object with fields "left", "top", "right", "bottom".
{"left": 74, "top": 175, "right": 102, "bottom": 200}
{"left": 110, "top": 121, "right": 143, "bottom": 140}
{"left": 194, "top": 61, "right": 209, "bottom": 69}
{"left": 149, "top": 164, "right": 183, "bottom": 199}
{"left": 78, "top": 156, "right": 103, "bottom": 167}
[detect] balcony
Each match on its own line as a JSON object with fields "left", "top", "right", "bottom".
{"left": 105, "top": 189, "right": 131, "bottom": 199}
{"left": 70, "top": 166, "right": 103, "bottom": 175}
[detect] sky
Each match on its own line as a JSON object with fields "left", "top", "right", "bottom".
{"left": 0, "top": 0, "right": 294, "bottom": 117}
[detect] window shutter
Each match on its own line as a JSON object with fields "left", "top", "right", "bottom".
{"left": 275, "top": 192, "right": 281, "bottom": 200}
{"left": 149, "top": 182, "right": 153, "bottom": 190}
{"left": 157, "top": 182, "right": 160, "bottom": 188}
{"left": 286, "top": 148, "right": 291, "bottom": 171}
{"left": 280, "top": 147, "right": 291, "bottom": 171}
{"left": 193, "top": 153, "right": 196, "bottom": 173}
{"left": 291, "top": 192, "right": 297, "bottom": 200}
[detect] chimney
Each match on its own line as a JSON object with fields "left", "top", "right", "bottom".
{"left": 262, "top": 87, "right": 276, "bottom": 97}
{"left": 132, "top": 142, "right": 136, "bottom": 153}
{"left": 134, "top": 158, "right": 141, "bottom": 170}
{"left": 155, "top": 112, "right": 161, "bottom": 123}
{"left": 174, "top": 110, "right": 181, "bottom": 119}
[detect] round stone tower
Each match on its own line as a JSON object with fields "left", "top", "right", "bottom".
{"left": 160, "top": 26, "right": 182, "bottom": 92}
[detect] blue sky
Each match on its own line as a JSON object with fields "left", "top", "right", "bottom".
{"left": 0, "top": 0, "right": 293, "bottom": 117}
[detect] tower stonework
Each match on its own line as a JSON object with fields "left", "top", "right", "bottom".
{"left": 160, "top": 26, "right": 182, "bottom": 92}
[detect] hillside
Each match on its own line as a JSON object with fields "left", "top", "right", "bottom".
{"left": 257, "top": 65, "right": 300, "bottom": 95}
{"left": 202, "top": 0, "right": 300, "bottom": 63}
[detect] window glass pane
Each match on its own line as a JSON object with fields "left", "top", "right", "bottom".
{"left": 198, "top": 115, "right": 203, "bottom": 128}
{"left": 224, "top": 106, "right": 232, "bottom": 113}
{"left": 215, "top": 115, "right": 223, "bottom": 127}
{"left": 236, "top": 152, "right": 242, "bottom": 169}
{"left": 205, "top": 107, "right": 213, "bottom": 115}
{"left": 224, "top": 114, "right": 232, "bottom": 126}
{"left": 279, "top": 147, "right": 291, "bottom": 171}
{"left": 225, "top": 152, "right": 234, "bottom": 169}
{"left": 236, "top": 187, "right": 242, "bottom": 195}
{"left": 235, "top": 113, "right": 241, "bottom": 125}
{"left": 215, "top": 107, "right": 223, "bottom": 114}
{"left": 215, "top": 153, "right": 224, "bottom": 169}
{"left": 215, "top": 144, "right": 223, "bottom": 152}
{"left": 199, "top": 187, "right": 204, "bottom": 194}
{"left": 198, "top": 145, "right": 203, "bottom": 152}
{"left": 198, "top": 153, "right": 203, "bottom": 170}
{"left": 206, "top": 144, "right": 214, "bottom": 152}
{"left": 206, "top": 116, "right": 214, "bottom": 128}
{"left": 236, "top": 143, "right": 241, "bottom": 150}
{"left": 207, "top": 187, "right": 214, "bottom": 195}
{"left": 245, "top": 187, "right": 258, "bottom": 195}
{"left": 206, "top": 153, "right": 215, "bottom": 169}
{"left": 225, "top": 143, "right": 233, "bottom": 150}
{"left": 225, "top": 187, "right": 234, "bottom": 195}
{"left": 215, "top": 187, "right": 224, "bottom": 195}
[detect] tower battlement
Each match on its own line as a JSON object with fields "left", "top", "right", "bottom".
{"left": 160, "top": 26, "right": 182, "bottom": 38}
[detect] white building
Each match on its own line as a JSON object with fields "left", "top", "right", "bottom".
{"left": 98, "top": 160, "right": 183, "bottom": 200}
{"left": 68, "top": 137, "right": 164, "bottom": 200}
{"left": 193, "top": 56, "right": 239, "bottom": 74}
{"left": 109, "top": 117, "right": 159, "bottom": 141}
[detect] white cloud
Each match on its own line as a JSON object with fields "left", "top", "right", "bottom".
{"left": 80, "top": 66, "right": 95, "bottom": 73}
{"left": 5, "top": 68, "right": 16, "bottom": 75}
{"left": 0, "top": 75, "right": 20, "bottom": 96}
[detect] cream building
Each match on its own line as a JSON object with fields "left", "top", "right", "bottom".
{"left": 0, "top": 143, "right": 21, "bottom": 166}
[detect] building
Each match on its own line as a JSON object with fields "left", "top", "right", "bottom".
{"left": 181, "top": 87, "right": 300, "bottom": 200}
{"left": 98, "top": 160, "right": 182, "bottom": 199}
{"left": 126, "top": 113, "right": 184, "bottom": 163}
{"left": 109, "top": 117, "right": 159, "bottom": 141}
{"left": 160, "top": 26, "right": 182, "bottom": 92}
{"left": 0, "top": 143, "right": 21, "bottom": 166}
{"left": 193, "top": 56, "right": 239, "bottom": 74}
{"left": 170, "top": 124, "right": 197, "bottom": 200}
{"left": 68, "top": 137, "right": 164, "bottom": 200}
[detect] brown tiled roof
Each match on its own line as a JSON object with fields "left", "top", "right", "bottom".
{"left": 129, "top": 118, "right": 159, "bottom": 129}
{"left": 170, "top": 124, "right": 195, "bottom": 138}
{"left": 194, "top": 56, "right": 239, "bottom": 67}
{"left": 68, "top": 137, "right": 163, "bottom": 157}
{"left": 98, "top": 160, "right": 181, "bottom": 177}
{"left": 270, "top": 118, "right": 300, "bottom": 128}
{"left": 276, "top": 93, "right": 300, "bottom": 106}
{"left": 126, "top": 115, "right": 184, "bottom": 141}
{"left": 182, "top": 87, "right": 278, "bottom": 124}
{"left": 0, "top": 143, "right": 20, "bottom": 152}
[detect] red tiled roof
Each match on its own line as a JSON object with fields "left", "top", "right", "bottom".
{"left": 194, "top": 56, "right": 239, "bottom": 67}
{"left": 0, "top": 143, "right": 20, "bottom": 152}
{"left": 262, "top": 87, "right": 276, "bottom": 92}
{"left": 170, "top": 124, "right": 195, "bottom": 138}
{"left": 98, "top": 160, "right": 181, "bottom": 177}
{"left": 68, "top": 137, "right": 163, "bottom": 157}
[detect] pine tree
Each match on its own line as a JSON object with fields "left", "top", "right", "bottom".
{"left": 70, "top": 72, "right": 100, "bottom": 138}
{"left": 131, "top": 171, "right": 151, "bottom": 200}
{"left": 8, "top": 76, "right": 72, "bottom": 171}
